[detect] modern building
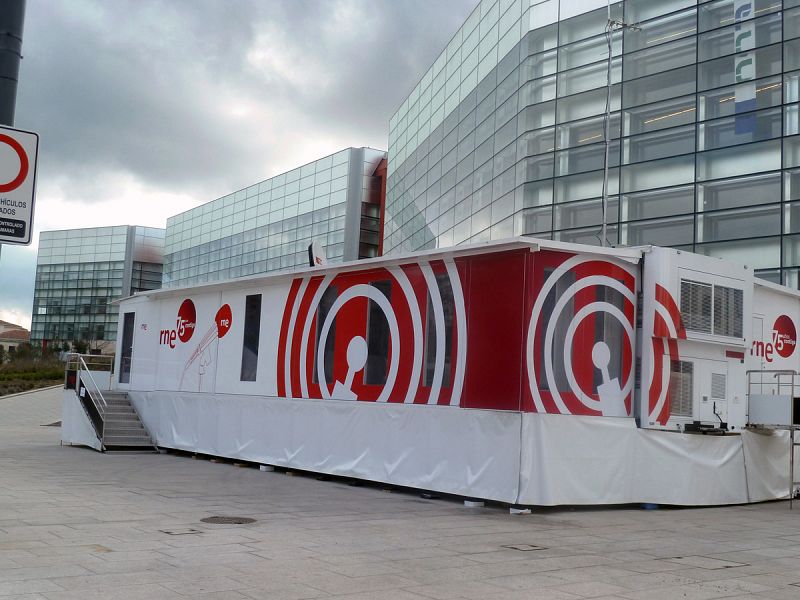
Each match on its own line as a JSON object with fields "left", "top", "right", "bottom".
{"left": 30, "top": 226, "right": 164, "bottom": 352}
{"left": 384, "top": 0, "right": 800, "bottom": 285}
{"left": 0, "top": 320, "right": 29, "bottom": 358}
{"left": 162, "top": 147, "right": 386, "bottom": 288}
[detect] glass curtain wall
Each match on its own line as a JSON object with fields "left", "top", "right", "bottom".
{"left": 163, "top": 148, "right": 386, "bottom": 288}
{"left": 385, "top": 0, "right": 800, "bottom": 285}
{"left": 30, "top": 226, "right": 165, "bottom": 348}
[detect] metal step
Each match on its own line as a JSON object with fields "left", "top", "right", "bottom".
{"left": 104, "top": 425, "right": 146, "bottom": 435}
{"left": 103, "top": 432, "right": 153, "bottom": 446}
{"left": 103, "top": 438, "right": 154, "bottom": 447}
{"left": 104, "top": 412, "right": 140, "bottom": 421}
{"left": 104, "top": 419, "right": 140, "bottom": 427}
{"left": 104, "top": 406, "right": 136, "bottom": 414}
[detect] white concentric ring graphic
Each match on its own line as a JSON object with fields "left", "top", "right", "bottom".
{"left": 562, "top": 302, "right": 634, "bottom": 412}
{"left": 527, "top": 256, "right": 636, "bottom": 415}
{"left": 316, "top": 284, "right": 400, "bottom": 402}
{"left": 283, "top": 260, "right": 468, "bottom": 406}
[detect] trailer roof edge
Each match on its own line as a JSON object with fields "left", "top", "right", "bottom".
{"left": 114, "top": 236, "right": 644, "bottom": 303}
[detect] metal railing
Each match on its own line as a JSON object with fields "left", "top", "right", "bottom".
{"left": 65, "top": 352, "right": 112, "bottom": 441}
{"left": 745, "top": 369, "right": 800, "bottom": 507}
{"left": 64, "top": 352, "right": 115, "bottom": 374}
{"left": 746, "top": 369, "right": 799, "bottom": 421}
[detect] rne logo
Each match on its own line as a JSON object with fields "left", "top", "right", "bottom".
{"left": 751, "top": 315, "right": 797, "bottom": 362}
{"left": 160, "top": 299, "right": 196, "bottom": 348}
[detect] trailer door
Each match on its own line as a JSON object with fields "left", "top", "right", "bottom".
{"left": 118, "top": 311, "right": 135, "bottom": 385}
{"left": 696, "top": 359, "right": 729, "bottom": 426}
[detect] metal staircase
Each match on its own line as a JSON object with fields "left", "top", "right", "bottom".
{"left": 99, "top": 391, "right": 158, "bottom": 451}
{"left": 66, "top": 353, "right": 158, "bottom": 453}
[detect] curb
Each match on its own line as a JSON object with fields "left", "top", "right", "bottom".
{"left": 0, "top": 384, "right": 63, "bottom": 400}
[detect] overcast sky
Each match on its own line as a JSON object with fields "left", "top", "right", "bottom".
{"left": 0, "top": 0, "right": 476, "bottom": 329}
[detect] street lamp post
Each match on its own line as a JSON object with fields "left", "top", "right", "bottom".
{"left": 601, "top": 3, "right": 640, "bottom": 247}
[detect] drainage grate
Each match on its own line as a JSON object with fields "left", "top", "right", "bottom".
{"left": 200, "top": 516, "right": 256, "bottom": 525}
{"left": 159, "top": 528, "right": 203, "bottom": 536}
{"left": 502, "top": 544, "right": 546, "bottom": 552}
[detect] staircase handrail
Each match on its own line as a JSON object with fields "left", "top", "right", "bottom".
{"left": 71, "top": 353, "right": 108, "bottom": 437}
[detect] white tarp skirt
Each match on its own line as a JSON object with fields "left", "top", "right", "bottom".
{"left": 128, "top": 391, "right": 793, "bottom": 506}
{"left": 518, "top": 414, "right": 792, "bottom": 505}
{"left": 130, "top": 391, "right": 522, "bottom": 503}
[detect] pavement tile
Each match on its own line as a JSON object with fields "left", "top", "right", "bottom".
{"left": 3, "top": 387, "right": 800, "bottom": 600}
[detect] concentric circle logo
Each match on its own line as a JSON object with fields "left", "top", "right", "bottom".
{"left": 526, "top": 256, "right": 636, "bottom": 417}
{"left": 279, "top": 260, "right": 467, "bottom": 406}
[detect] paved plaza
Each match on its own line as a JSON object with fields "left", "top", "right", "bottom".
{"left": 2, "top": 389, "right": 800, "bottom": 599}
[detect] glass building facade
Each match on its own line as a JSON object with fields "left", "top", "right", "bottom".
{"left": 31, "top": 226, "right": 165, "bottom": 350}
{"left": 163, "top": 147, "right": 386, "bottom": 288}
{"left": 385, "top": 0, "right": 800, "bottom": 285}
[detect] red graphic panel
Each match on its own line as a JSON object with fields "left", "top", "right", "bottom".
{"left": 462, "top": 251, "right": 526, "bottom": 411}
{"left": 648, "top": 286, "right": 686, "bottom": 426}
{"left": 277, "top": 260, "right": 466, "bottom": 406}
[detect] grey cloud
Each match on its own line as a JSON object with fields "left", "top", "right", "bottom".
{"left": 15, "top": 0, "right": 476, "bottom": 204}
{"left": 5, "top": 0, "right": 479, "bottom": 327}
{"left": 17, "top": 1, "right": 264, "bottom": 198}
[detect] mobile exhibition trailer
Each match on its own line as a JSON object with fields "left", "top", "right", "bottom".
{"left": 63, "top": 238, "right": 800, "bottom": 506}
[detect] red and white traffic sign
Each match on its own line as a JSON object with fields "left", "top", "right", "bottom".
{"left": 0, "top": 124, "right": 38, "bottom": 245}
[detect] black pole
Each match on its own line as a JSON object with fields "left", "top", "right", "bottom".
{"left": 0, "top": 0, "right": 25, "bottom": 260}
{"left": 0, "top": 0, "right": 25, "bottom": 127}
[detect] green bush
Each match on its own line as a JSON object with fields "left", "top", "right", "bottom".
{"left": 0, "top": 378, "right": 63, "bottom": 396}
{"left": 0, "top": 356, "right": 63, "bottom": 374}
{"left": 0, "top": 368, "right": 63, "bottom": 381}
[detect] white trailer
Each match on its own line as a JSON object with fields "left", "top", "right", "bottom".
{"left": 61, "top": 238, "right": 800, "bottom": 505}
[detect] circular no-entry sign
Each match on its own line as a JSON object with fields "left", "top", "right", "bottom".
{"left": 0, "top": 133, "right": 28, "bottom": 193}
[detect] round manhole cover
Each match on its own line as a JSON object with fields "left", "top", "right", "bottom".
{"left": 200, "top": 516, "right": 256, "bottom": 525}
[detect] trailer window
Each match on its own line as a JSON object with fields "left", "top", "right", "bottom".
{"left": 593, "top": 284, "right": 625, "bottom": 393}
{"left": 713, "top": 285, "right": 743, "bottom": 338}
{"left": 239, "top": 294, "right": 262, "bottom": 382}
{"left": 538, "top": 269, "right": 575, "bottom": 391}
{"left": 423, "top": 273, "right": 454, "bottom": 388}
{"left": 313, "top": 286, "right": 338, "bottom": 385}
{"left": 680, "top": 280, "right": 712, "bottom": 334}
{"left": 365, "top": 281, "right": 391, "bottom": 385}
{"left": 680, "top": 279, "right": 743, "bottom": 338}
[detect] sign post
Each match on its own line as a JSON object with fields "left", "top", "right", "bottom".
{"left": 0, "top": 124, "right": 38, "bottom": 246}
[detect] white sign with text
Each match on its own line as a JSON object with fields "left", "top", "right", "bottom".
{"left": 0, "top": 125, "right": 38, "bottom": 245}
